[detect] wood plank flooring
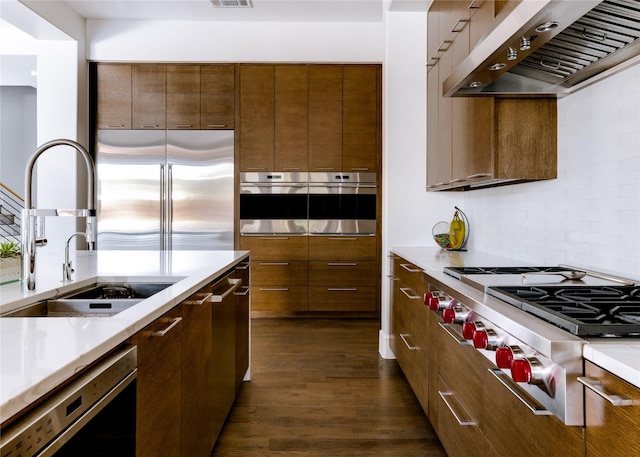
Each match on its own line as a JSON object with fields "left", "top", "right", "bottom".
{"left": 211, "top": 319, "right": 447, "bottom": 456}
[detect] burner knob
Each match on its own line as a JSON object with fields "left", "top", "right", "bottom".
{"left": 423, "top": 292, "right": 433, "bottom": 305}
{"left": 423, "top": 293, "right": 439, "bottom": 309}
{"left": 443, "top": 306, "right": 473, "bottom": 324}
{"left": 495, "top": 346, "right": 524, "bottom": 369}
{"left": 473, "top": 329, "right": 503, "bottom": 350}
{"left": 511, "top": 357, "right": 545, "bottom": 385}
{"left": 462, "top": 321, "right": 484, "bottom": 340}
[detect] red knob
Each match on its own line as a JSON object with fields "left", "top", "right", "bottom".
{"left": 423, "top": 292, "right": 433, "bottom": 306}
{"left": 495, "top": 347, "right": 514, "bottom": 369}
{"left": 462, "top": 322, "right": 477, "bottom": 340}
{"left": 428, "top": 297, "right": 440, "bottom": 311}
{"left": 473, "top": 330, "right": 489, "bottom": 349}
{"left": 511, "top": 359, "right": 532, "bottom": 383}
{"left": 442, "top": 307, "right": 456, "bottom": 323}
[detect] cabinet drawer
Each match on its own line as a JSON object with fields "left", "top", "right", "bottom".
{"left": 240, "top": 235, "right": 309, "bottom": 261}
{"left": 308, "top": 286, "right": 376, "bottom": 312}
{"left": 437, "top": 376, "right": 489, "bottom": 457}
{"left": 252, "top": 260, "right": 308, "bottom": 285}
{"left": 309, "top": 261, "right": 376, "bottom": 286}
{"left": 251, "top": 286, "right": 308, "bottom": 312}
{"left": 392, "top": 257, "right": 425, "bottom": 296}
{"left": 309, "top": 236, "right": 376, "bottom": 261}
{"left": 484, "top": 366, "right": 584, "bottom": 457}
{"left": 584, "top": 361, "right": 640, "bottom": 457}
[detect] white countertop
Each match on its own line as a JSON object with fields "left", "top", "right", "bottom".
{"left": 0, "top": 249, "right": 249, "bottom": 424}
{"left": 391, "top": 246, "right": 640, "bottom": 389}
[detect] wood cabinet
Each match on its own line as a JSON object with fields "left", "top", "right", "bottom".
{"left": 240, "top": 64, "right": 380, "bottom": 173}
{"left": 133, "top": 305, "right": 183, "bottom": 457}
{"left": 96, "top": 64, "right": 132, "bottom": 129}
{"left": 275, "top": 65, "right": 309, "bottom": 171}
{"left": 308, "top": 236, "right": 377, "bottom": 312}
{"left": 95, "top": 63, "right": 235, "bottom": 131}
{"left": 234, "top": 261, "right": 251, "bottom": 393}
{"left": 342, "top": 65, "right": 380, "bottom": 172}
{"left": 181, "top": 285, "right": 214, "bottom": 457}
{"left": 390, "top": 257, "right": 429, "bottom": 412}
{"left": 583, "top": 361, "right": 640, "bottom": 457}
{"left": 240, "top": 235, "right": 309, "bottom": 314}
{"left": 426, "top": 0, "right": 557, "bottom": 191}
{"left": 309, "top": 65, "right": 343, "bottom": 171}
{"left": 239, "top": 65, "right": 275, "bottom": 171}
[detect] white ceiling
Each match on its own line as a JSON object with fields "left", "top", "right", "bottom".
{"left": 62, "top": 0, "right": 389, "bottom": 22}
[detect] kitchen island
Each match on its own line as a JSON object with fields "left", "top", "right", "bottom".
{"left": 0, "top": 249, "right": 249, "bottom": 425}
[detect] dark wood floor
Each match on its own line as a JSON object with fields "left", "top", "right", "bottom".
{"left": 211, "top": 319, "right": 447, "bottom": 456}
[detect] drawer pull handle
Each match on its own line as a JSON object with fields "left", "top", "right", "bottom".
{"left": 438, "top": 322, "right": 471, "bottom": 345}
{"left": 399, "top": 333, "right": 418, "bottom": 351}
{"left": 260, "top": 262, "right": 290, "bottom": 266}
{"left": 211, "top": 278, "right": 242, "bottom": 302}
{"left": 236, "top": 262, "right": 250, "bottom": 270}
{"left": 468, "top": 0, "right": 483, "bottom": 9}
{"left": 260, "top": 287, "right": 289, "bottom": 291}
{"left": 438, "top": 40, "right": 453, "bottom": 52}
{"left": 328, "top": 237, "right": 357, "bottom": 241}
{"left": 400, "top": 263, "right": 422, "bottom": 273}
{"left": 107, "top": 124, "right": 125, "bottom": 128}
{"left": 328, "top": 288, "right": 357, "bottom": 292}
{"left": 140, "top": 124, "right": 160, "bottom": 129}
{"left": 467, "top": 173, "right": 492, "bottom": 179}
{"left": 577, "top": 377, "right": 633, "bottom": 406}
{"left": 151, "top": 317, "right": 182, "bottom": 337}
{"left": 207, "top": 124, "right": 227, "bottom": 128}
{"left": 234, "top": 286, "right": 250, "bottom": 296}
{"left": 184, "top": 292, "right": 213, "bottom": 306}
{"left": 400, "top": 287, "right": 421, "bottom": 300}
{"left": 488, "top": 369, "right": 552, "bottom": 415}
{"left": 259, "top": 237, "right": 289, "bottom": 240}
{"left": 173, "top": 124, "right": 193, "bottom": 129}
{"left": 247, "top": 167, "right": 267, "bottom": 171}
{"left": 328, "top": 262, "right": 358, "bottom": 266}
{"left": 452, "top": 19, "right": 468, "bottom": 33}
{"left": 438, "top": 391, "right": 475, "bottom": 425}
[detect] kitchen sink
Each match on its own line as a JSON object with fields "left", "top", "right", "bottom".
{"left": 2, "top": 282, "right": 175, "bottom": 318}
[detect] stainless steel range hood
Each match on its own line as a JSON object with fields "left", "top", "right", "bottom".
{"left": 444, "top": 0, "right": 640, "bottom": 97}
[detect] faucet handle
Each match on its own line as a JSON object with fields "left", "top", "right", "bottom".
{"left": 62, "top": 260, "right": 75, "bottom": 282}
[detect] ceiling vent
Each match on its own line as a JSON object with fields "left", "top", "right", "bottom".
{"left": 211, "top": 0, "right": 253, "bottom": 7}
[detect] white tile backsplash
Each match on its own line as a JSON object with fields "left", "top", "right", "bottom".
{"left": 464, "top": 64, "right": 640, "bottom": 280}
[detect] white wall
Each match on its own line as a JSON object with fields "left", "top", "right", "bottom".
{"left": 464, "top": 65, "right": 640, "bottom": 280}
{"left": 86, "top": 20, "right": 384, "bottom": 62}
{"left": 381, "top": 10, "right": 461, "bottom": 357}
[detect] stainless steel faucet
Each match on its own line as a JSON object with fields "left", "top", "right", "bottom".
{"left": 63, "top": 232, "right": 87, "bottom": 282}
{"left": 22, "top": 139, "right": 97, "bottom": 290}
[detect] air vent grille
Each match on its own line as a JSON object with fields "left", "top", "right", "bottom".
{"left": 211, "top": 0, "right": 253, "bottom": 7}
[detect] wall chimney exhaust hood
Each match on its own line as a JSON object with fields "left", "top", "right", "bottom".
{"left": 444, "top": 0, "right": 640, "bottom": 97}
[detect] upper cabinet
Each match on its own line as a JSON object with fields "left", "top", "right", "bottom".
{"left": 95, "top": 63, "right": 235, "bottom": 130}
{"left": 239, "top": 63, "right": 381, "bottom": 173}
{"left": 426, "top": 0, "right": 556, "bottom": 191}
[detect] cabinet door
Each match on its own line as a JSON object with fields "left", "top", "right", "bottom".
{"left": 240, "top": 235, "right": 309, "bottom": 261}
{"left": 309, "top": 235, "right": 376, "bottom": 261}
{"left": 309, "top": 65, "right": 343, "bottom": 172}
{"left": 309, "top": 260, "right": 376, "bottom": 287}
{"left": 275, "top": 65, "right": 308, "bottom": 171}
{"left": 132, "top": 65, "right": 166, "bottom": 129}
{"left": 435, "top": 6, "right": 454, "bottom": 188}
{"left": 584, "top": 361, "right": 640, "bottom": 457}
{"left": 167, "top": 65, "right": 200, "bottom": 129}
{"left": 134, "top": 306, "right": 182, "bottom": 457}
{"left": 253, "top": 260, "right": 308, "bottom": 285}
{"left": 96, "top": 64, "right": 132, "bottom": 129}
{"left": 201, "top": 64, "right": 235, "bottom": 129}
{"left": 181, "top": 286, "right": 214, "bottom": 457}
{"left": 240, "top": 65, "right": 275, "bottom": 171}
{"left": 342, "top": 65, "right": 379, "bottom": 172}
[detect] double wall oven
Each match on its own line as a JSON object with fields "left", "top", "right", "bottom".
{"left": 240, "top": 172, "right": 377, "bottom": 236}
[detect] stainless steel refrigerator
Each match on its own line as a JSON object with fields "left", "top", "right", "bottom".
{"left": 96, "top": 130, "right": 234, "bottom": 251}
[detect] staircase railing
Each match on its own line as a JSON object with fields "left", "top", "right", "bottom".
{"left": 0, "top": 183, "right": 23, "bottom": 245}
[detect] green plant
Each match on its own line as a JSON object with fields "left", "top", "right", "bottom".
{"left": 0, "top": 240, "right": 21, "bottom": 258}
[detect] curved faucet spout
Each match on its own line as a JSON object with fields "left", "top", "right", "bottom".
{"left": 22, "top": 139, "right": 97, "bottom": 291}
{"left": 24, "top": 139, "right": 95, "bottom": 211}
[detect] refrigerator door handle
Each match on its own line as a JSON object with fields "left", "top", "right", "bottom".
{"left": 160, "top": 163, "right": 166, "bottom": 250}
{"left": 167, "top": 163, "right": 173, "bottom": 251}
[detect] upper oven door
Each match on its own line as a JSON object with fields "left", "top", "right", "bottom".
{"left": 240, "top": 172, "right": 308, "bottom": 235}
{"left": 308, "top": 172, "right": 377, "bottom": 235}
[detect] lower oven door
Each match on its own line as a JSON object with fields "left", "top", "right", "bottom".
{"left": 0, "top": 346, "right": 137, "bottom": 457}
{"left": 308, "top": 175, "right": 376, "bottom": 235}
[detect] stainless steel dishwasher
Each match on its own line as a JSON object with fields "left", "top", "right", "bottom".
{"left": 0, "top": 345, "right": 137, "bottom": 457}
